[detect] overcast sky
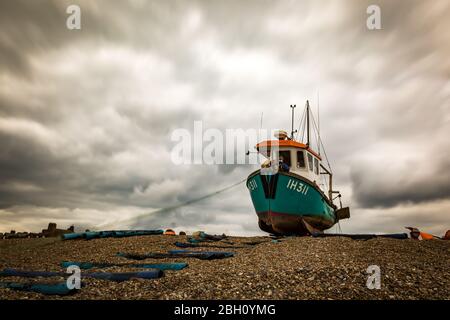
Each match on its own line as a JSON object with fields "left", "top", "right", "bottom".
{"left": 0, "top": 0, "right": 449, "bottom": 235}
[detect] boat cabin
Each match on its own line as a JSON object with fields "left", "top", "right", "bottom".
{"left": 256, "top": 130, "right": 322, "bottom": 185}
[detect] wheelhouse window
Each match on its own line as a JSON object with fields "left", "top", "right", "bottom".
{"left": 279, "top": 150, "right": 291, "bottom": 167}
{"left": 307, "top": 153, "right": 313, "bottom": 171}
{"left": 314, "top": 157, "right": 319, "bottom": 175}
{"left": 297, "top": 151, "right": 305, "bottom": 168}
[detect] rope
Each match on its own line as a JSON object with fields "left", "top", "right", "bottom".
{"left": 337, "top": 220, "right": 342, "bottom": 234}
{"left": 100, "top": 178, "right": 247, "bottom": 229}
{"left": 147, "top": 178, "right": 247, "bottom": 216}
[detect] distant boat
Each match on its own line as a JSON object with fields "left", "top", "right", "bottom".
{"left": 247, "top": 101, "right": 350, "bottom": 235}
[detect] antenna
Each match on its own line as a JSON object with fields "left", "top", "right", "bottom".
{"left": 260, "top": 112, "right": 264, "bottom": 130}
{"left": 290, "top": 105, "right": 296, "bottom": 139}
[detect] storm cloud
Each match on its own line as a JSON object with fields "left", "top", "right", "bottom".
{"left": 0, "top": 0, "right": 449, "bottom": 235}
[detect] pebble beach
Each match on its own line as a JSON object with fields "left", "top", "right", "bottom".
{"left": 0, "top": 235, "right": 449, "bottom": 300}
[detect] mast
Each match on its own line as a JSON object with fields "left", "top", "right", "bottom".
{"left": 306, "top": 100, "right": 310, "bottom": 146}
{"left": 290, "top": 104, "right": 296, "bottom": 139}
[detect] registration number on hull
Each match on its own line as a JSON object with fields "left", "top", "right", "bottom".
{"left": 287, "top": 179, "right": 309, "bottom": 195}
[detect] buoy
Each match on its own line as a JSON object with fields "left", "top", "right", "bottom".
{"left": 164, "top": 229, "right": 176, "bottom": 236}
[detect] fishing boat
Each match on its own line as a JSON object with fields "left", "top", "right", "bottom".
{"left": 247, "top": 101, "right": 350, "bottom": 235}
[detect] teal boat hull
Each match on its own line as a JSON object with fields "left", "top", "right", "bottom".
{"left": 247, "top": 170, "right": 337, "bottom": 235}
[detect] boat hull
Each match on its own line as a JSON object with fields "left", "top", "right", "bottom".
{"left": 247, "top": 170, "right": 337, "bottom": 235}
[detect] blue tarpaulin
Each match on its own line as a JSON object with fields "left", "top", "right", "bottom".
{"left": 60, "top": 261, "right": 188, "bottom": 270}
{"left": 0, "top": 281, "right": 78, "bottom": 295}
{"left": 311, "top": 233, "right": 408, "bottom": 240}
{"left": 174, "top": 241, "right": 248, "bottom": 249}
{"left": 0, "top": 268, "right": 163, "bottom": 282}
{"left": 62, "top": 229, "right": 163, "bottom": 240}
{"left": 118, "top": 250, "right": 234, "bottom": 260}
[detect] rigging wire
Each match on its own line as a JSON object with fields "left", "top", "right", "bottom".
{"left": 317, "top": 91, "right": 320, "bottom": 156}
{"left": 295, "top": 107, "right": 306, "bottom": 141}
{"left": 310, "top": 112, "right": 332, "bottom": 174}
{"left": 300, "top": 107, "right": 307, "bottom": 143}
{"left": 295, "top": 101, "right": 332, "bottom": 173}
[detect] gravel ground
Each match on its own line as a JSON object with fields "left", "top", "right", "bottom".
{"left": 0, "top": 235, "right": 448, "bottom": 300}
